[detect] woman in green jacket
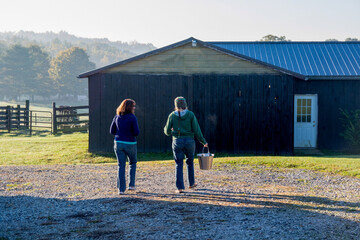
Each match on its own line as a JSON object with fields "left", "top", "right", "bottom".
{"left": 164, "top": 96, "right": 208, "bottom": 193}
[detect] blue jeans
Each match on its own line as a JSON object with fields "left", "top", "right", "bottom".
{"left": 114, "top": 141, "right": 137, "bottom": 192}
{"left": 172, "top": 138, "right": 196, "bottom": 190}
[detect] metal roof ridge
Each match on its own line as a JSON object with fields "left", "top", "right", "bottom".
{"left": 207, "top": 41, "right": 360, "bottom": 44}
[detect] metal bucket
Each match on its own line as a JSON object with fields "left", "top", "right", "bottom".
{"left": 197, "top": 147, "right": 214, "bottom": 170}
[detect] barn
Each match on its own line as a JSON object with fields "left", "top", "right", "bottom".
{"left": 78, "top": 37, "right": 360, "bottom": 154}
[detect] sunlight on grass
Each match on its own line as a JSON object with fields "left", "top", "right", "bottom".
{"left": 0, "top": 132, "right": 114, "bottom": 165}
{"left": 215, "top": 155, "right": 360, "bottom": 178}
{"left": 0, "top": 132, "right": 360, "bottom": 178}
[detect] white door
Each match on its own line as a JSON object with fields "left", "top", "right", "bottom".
{"left": 294, "top": 95, "right": 318, "bottom": 148}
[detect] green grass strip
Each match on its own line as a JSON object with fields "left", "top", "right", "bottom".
{"left": 0, "top": 132, "right": 359, "bottom": 178}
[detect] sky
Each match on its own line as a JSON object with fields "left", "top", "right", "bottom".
{"left": 0, "top": 0, "right": 359, "bottom": 47}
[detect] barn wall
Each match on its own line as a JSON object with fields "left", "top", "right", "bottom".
{"left": 295, "top": 79, "right": 360, "bottom": 150}
{"left": 104, "top": 43, "right": 279, "bottom": 75}
{"left": 89, "top": 73, "right": 294, "bottom": 154}
{"left": 88, "top": 74, "right": 102, "bottom": 152}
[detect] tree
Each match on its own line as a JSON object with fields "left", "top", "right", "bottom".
{"left": 345, "top": 37, "right": 359, "bottom": 42}
{"left": 260, "top": 35, "right": 289, "bottom": 42}
{"left": 28, "top": 45, "right": 52, "bottom": 97}
{"left": 0, "top": 44, "right": 52, "bottom": 100}
{"left": 49, "top": 47, "right": 95, "bottom": 99}
{"left": 0, "top": 45, "right": 32, "bottom": 99}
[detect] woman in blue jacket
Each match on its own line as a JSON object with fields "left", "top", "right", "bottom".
{"left": 110, "top": 99, "right": 140, "bottom": 194}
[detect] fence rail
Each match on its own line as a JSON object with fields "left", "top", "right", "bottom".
{"left": 52, "top": 102, "right": 89, "bottom": 134}
{"left": 0, "top": 100, "right": 30, "bottom": 133}
{"left": 0, "top": 100, "right": 89, "bottom": 135}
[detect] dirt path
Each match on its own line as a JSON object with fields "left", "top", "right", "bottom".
{"left": 1, "top": 162, "right": 359, "bottom": 239}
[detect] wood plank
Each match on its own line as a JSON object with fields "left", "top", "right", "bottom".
{"left": 238, "top": 76, "right": 244, "bottom": 153}
{"left": 55, "top": 113, "right": 89, "bottom": 118}
{"left": 88, "top": 74, "right": 101, "bottom": 152}
{"left": 241, "top": 76, "right": 249, "bottom": 153}
{"left": 158, "top": 75, "right": 166, "bottom": 152}
{"left": 55, "top": 106, "right": 89, "bottom": 110}
{"left": 56, "top": 120, "right": 89, "bottom": 125}
{"left": 136, "top": 75, "right": 145, "bottom": 152}
{"left": 164, "top": 75, "right": 173, "bottom": 152}
{"left": 232, "top": 76, "right": 239, "bottom": 153}
{"left": 227, "top": 76, "right": 236, "bottom": 153}
{"left": 256, "top": 76, "right": 264, "bottom": 154}
{"left": 209, "top": 75, "right": 218, "bottom": 152}
{"left": 192, "top": 75, "right": 202, "bottom": 151}
{"left": 275, "top": 75, "right": 284, "bottom": 155}
{"left": 143, "top": 75, "right": 151, "bottom": 152}
{"left": 152, "top": 74, "right": 162, "bottom": 152}
{"left": 222, "top": 75, "right": 230, "bottom": 151}
{"left": 57, "top": 127, "right": 88, "bottom": 133}
{"left": 287, "top": 76, "right": 294, "bottom": 154}
{"left": 106, "top": 74, "right": 116, "bottom": 153}
{"left": 269, "top": 75, "right": 277, "bottom": 154}
{"left": 203, "top": 75, "right": 210, "bottom": 150}
{"left": 248, "top": 75, "right": 255, "bottom": 153}
{"left": 262, "top": 76, "right": 269, "bottom": 154}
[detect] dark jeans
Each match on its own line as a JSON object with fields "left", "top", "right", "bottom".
{"left": 172, "top": 137, "right": 196, "bottom": 190}
{"left": 114, "top": 141, "right": 137, "bottom": 192}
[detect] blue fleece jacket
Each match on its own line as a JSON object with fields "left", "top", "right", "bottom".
{"left": 110, "top": 114, "right": 140, "bottom": 142}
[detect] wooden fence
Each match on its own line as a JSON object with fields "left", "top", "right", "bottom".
{"left": 0, "top": 101, "right": 88, "bottom": 135}
{"left": 52, "top": 103, "right": 89, "bottom": 134}
{"left": 0, "top": 100, "right": 30, "bottom": 132}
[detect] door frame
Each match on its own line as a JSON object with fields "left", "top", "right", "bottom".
{"left": 294, "top": 94, "right": 318, "bottom": 149}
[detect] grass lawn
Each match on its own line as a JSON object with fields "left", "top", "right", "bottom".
{"left": 0, "top": 132, "right": 172, "bottom": 165}
{"left": 0, "top": 132, "right": 360, "bottom": 178}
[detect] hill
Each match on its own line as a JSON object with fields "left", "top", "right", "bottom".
{"left": 0, "top": 31, "right": 156, "bottom": 67}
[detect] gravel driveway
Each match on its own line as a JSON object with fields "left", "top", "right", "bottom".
{"left": 1, "top": 161, "right": 359, "bottom": 239}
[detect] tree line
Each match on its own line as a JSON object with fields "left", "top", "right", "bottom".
{"left": 0, "top": 31, "right": 156, "bottom": 67}
{"left": 260, "top": 34, "right": 359, "bottom": 42}
{"left": 0, "top": 31, "right": 156, "bottom": 102}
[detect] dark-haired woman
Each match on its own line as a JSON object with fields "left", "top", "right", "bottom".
{"left": 110, "top": 99, "right": 139, "bottom": 194}
{"left": 164, "top": 96, "right": 208, "bottom": 193}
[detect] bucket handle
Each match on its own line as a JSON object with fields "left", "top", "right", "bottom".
{"left": 202, "top": 146, "right": 210, "bottom": 154}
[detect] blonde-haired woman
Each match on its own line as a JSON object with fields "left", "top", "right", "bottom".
{"left": 164, "top": 96, "right": 208, "bottom": 193}
{"left": 110, "top": 99, "right": 139, "bottom": 194}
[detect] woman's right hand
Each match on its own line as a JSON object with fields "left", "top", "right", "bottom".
{"left": 204, "top": 143, "right": 208, "bottom": 148}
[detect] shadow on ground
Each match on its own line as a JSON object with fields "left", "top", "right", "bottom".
{"left": 1, "top": 191, "right": 359, "bottom": 239}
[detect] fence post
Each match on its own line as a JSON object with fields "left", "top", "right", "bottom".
{"left": 52, "top": 102, "right": 57, "bottom": 134}
{"left": 25, "top": 100, "right": 30, "bottom": 129}
{"left": 29, "top": 111, "right": 32, "bottom": 136}
{"left": 17, "top": 104, "right": 20, "bottom": 128}
{"left": 6, "top": 105, "right": 11, "bottom": 133}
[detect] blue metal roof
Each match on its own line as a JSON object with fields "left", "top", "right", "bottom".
{"left": 209, "top": 42, "right": 360, "bottom": 78}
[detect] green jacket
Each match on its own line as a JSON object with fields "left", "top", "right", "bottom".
{"left": 164, "top": 110, "right": 207, "bottom": 145}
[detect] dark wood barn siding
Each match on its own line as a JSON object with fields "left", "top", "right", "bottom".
{"left": 88, "top": 74, "right": 294, "bottom": 154}
{"left": 88, "top": 74, "right": 102, "bottom": 152}
{"left": 295, "top": 79, "right": 360, "bottom": 150}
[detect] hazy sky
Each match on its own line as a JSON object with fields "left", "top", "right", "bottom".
{"left": 1, "top": 0, "right": 359, "bottom": 47}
